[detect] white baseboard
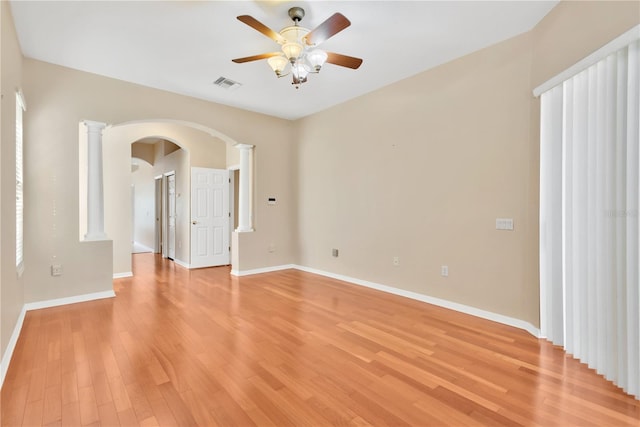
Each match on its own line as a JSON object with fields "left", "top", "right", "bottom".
{"left": 292, "top": 265, "right": 541, "bottom": 338}
{"left": 230, "top": 264, "right": 295, "bottom": 277}
{"left": 229, "top": 263, "right": 539, "bottom": 336}
{"left": 132, "top": 242, "right": 154, "bottom": 253}
{"left": 173, "top": 259, "right": 190, "bottom": 269}
{"left": 24, "top": 290, "right": 116, "bottom": 311}
{"left": 1, "top": 289, "right": 116, "bottom": 389}
{"left": 113, "top": 272, "right": 133, "bottom": 279}
{"left": 0, "top": 306, "right": 27, "bottom": 389}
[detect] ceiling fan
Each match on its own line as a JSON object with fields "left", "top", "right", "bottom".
{"left": 232, "top": 7, "right": 363, "bottom": 88}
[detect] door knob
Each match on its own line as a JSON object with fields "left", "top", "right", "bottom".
{"left": 192, "top": 220, "right": 198, "bottom": 225}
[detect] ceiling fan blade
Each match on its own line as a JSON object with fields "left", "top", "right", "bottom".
{"left": 232, "top": 52, "right": 282, "bottom": 63}
{"left": 237, "top": 15, "right": 285, "bottom": 44}
{"left": 325, "top": 52, "right": 363, "bottom": 69}
{"left": 304, "top": 13, "right": 351, "bottom": 46}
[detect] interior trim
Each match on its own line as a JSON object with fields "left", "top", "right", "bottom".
{"left": 0, "top": 289, "right": 115, "bottom": 389}
{"left": 233, "top": 264, "right": 541, "bottom": 338}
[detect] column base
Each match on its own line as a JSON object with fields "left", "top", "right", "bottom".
{"left": 235, "top": 227, "right": 254, "bottom": 233}
{"left": 84, "top": 232, "right": 109, "bottom": 241}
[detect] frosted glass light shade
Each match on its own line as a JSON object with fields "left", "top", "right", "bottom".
{"left": 282, "top": 42, "right": 303, "bottom": 61}
{"left": 307, "top": 50, "right": 328, "bottom": 71}
{"left": 292, "top": 62, "right": 310, "bottom": 80}
{"left": 267, "top": 55, "right": 288, "bottom": 76}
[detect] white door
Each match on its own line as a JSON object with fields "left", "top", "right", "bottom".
{"left": 191, "top": 167, "right": 230, "bottom": 268}
{"left": 167, "top": 173, "right": 176, "bottom": 260}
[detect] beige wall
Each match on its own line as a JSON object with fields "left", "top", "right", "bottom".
{"left": 132, "top": 159, "right": 155, "bottom": 250}
{"left": 295, "top": 32, "right": 537, "bottom": 324}
{"left": 293, "top": 1, "right": 640, "bottom": 328}
{"left": 530, "top": 1, "right": 640, "bottom": 89}
{"left": 1, "top": 0, "right": 25, "bottom": 361}
{"left": 227, "top": 142, "right": 240, "bottom": 168}
{"left": 131, "top": 142, "right": 155, "bottom": 166}
{"left": 22, "top": 58, "right": 296, "bottom": 303}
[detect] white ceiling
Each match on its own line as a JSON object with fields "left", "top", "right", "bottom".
{"left": 9, "top": 1, "right": 557, "bottom": 120}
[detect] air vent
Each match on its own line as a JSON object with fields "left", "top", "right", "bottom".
{"left": 213, "top": 76, "right": 242, "bottom": 91}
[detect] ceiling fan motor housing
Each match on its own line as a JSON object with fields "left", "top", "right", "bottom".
{"left": 280, "top": 26, "right": 310, "bottom": 45}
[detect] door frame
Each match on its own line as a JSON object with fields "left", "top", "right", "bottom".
{"left": 228, "top": 166, "right": 238, "bottom": 244}
{"left": 154, "top": 175, "right": 163, "bottom": 254}
{"left": 163, "top": 171, "right": 176, "bottom": 260}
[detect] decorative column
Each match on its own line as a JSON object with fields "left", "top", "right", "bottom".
{"left": 84, "top": 120, "right": 108, "bottom": 240}
{"left": 235, "top": 144, "right": 254, "bottom": 232}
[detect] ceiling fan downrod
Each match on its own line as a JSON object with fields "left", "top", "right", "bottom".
{"left": 288, "top": 7, "right": 305, "bottom": 24}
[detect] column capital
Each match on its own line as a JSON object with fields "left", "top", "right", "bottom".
{"left": 83, "top": 120, "right": 107, "bottom": 132}
{"left": 234, "top": 143, "right": 254, "bottom": 151}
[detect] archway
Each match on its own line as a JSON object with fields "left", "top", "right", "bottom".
{"left": 79, "top": 119, "right": 254, "bottom": 277}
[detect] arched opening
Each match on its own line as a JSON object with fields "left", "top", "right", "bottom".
{"left": 79, "top": 119, "right": 254, "bottom": 278}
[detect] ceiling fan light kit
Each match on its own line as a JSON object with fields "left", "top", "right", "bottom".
{"left": 233, "top": 7, "right": 363, "bottom": 89}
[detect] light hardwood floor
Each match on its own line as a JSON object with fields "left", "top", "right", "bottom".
{"left": 2, "top": 253, "right": 639, "bottom": 426}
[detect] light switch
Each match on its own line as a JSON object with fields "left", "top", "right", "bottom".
{"left": 496, "top": 218, "right": 514, "bottom": 230}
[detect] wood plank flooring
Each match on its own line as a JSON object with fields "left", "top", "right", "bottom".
{"left": 2, "top": 253, "right": 639, "bottom": 426}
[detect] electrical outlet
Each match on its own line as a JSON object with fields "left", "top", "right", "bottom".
{"left": 441, "top": 265, "right": 449, "bottom": 277}
{"left": 268, "top": 244, "right": 276, "bottom": 253}
{"left": 332, "top": 248, "right": 339, "bottom": 257}
{"left": 51, "top": 264, "right": 63, "bottom": 276}
{"left": 393, "top": 256, "right": 400, "bottom": 266}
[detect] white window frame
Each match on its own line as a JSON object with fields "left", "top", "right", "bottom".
{"left": 16, "top": 91, "right": 26, "bottom": 276}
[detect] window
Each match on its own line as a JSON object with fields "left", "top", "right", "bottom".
{"left": 16, "top": 91, "right": 25, "bottom": 275}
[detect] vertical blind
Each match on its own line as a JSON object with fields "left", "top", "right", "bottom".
{"left": 16, "top": 92, "right": 25, "bottom": 273}
{"left": 539, "top": 38, "right": 639, "bottom": 398}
